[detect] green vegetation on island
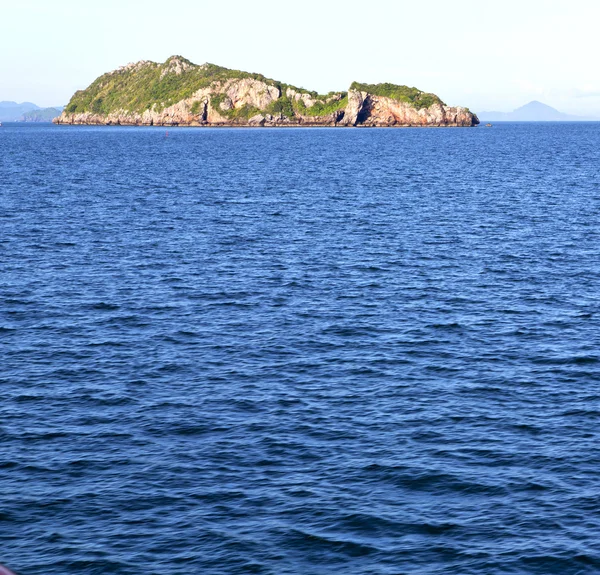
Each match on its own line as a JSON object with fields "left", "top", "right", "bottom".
{"left": 65, "top": 57, "right": 329, "bottom": 116}
{"left": 295, "top": 94, "right": 348, "bottom": 117}
{"left": 349, "top": 82, "right": 444, "bottom": 109}
{"left": 57, "top": 56, "right": 479, "bottom": 127}
{"left": 64, "top": 57, "right": 443, "bottom": 118}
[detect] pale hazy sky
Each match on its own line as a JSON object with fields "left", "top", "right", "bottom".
{"left": 3, "top": 0, "right": 600, "bottom": 114}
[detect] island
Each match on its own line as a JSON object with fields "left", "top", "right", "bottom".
{"left": 54, "top": 56, "right": 479, "bottom": 128}
{"left": 21, "top": 107, "right": 64, "bottom": 123}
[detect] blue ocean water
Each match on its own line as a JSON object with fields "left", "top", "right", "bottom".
{"left": 1, "top": 123, "right": 600, "bottom": 575}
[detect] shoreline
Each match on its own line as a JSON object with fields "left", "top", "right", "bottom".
{"left": 52, "top": 121, "right": 478, "bottom": 128}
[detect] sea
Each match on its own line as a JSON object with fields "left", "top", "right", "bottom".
{"left": 1, "top": 122, "right": 600, "bottom": 575}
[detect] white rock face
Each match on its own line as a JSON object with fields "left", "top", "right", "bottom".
{"left": 339, "top": 90, "right": 368, "bottom": 126}
{"left": 160, "top": 56, "right": 193, "bottom": 79}
{"left": 285, "top": 88, "right": 318, "bottom": 108}
{"left": 224, "top": 79, "right": 280, "bottom": 110}
{"left": 248, "top": 114, "right": 266, "bottom": 126}
{"left": 219, "top": 98, "right": 234, "bottom": 111}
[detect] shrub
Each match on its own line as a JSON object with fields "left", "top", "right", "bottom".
{"left": 349, "top": 82, "right": 444, "bottom": 109}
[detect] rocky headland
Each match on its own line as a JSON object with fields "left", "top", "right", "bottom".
{"left": 54, "top": 56, "right": 479, "bottom": 128}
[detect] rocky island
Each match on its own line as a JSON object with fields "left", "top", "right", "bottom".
{"left": 54, "top": 56, "right": 479, "bottom": 128}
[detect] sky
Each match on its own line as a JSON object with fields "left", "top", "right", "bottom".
{"left": 2, "top": 0, "right": 600, "bottom": 115}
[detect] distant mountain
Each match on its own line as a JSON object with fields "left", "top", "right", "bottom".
{"left": 0, "top": 102, "right": 65, "bottom": 122}
{"left": 0, "top": 101, "right": 40, "bottom": 121}
{"left": 478, "top": 101, "right": 598, "bottom": 122}
{"left": 20, "top": 107, "right": 64, "bottom": 122}
{"left": 0, "top": 100, "right": 39, "bottom": 109}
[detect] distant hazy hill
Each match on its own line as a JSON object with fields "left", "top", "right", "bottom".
{"left": 0, "top": 101, "right": 40, "bottom": 121}
{"left": 20, "top": 107, "right": 64, "bottom": 122}
{"left": 479, "top": 101, "right": 598, "bottom": 122}
{"left": 0, "top": 102, "right": 65, "bottom": 122}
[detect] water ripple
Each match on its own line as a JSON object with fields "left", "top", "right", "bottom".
{"left": 1, "top": 123, "right": 600, "bottom": 574}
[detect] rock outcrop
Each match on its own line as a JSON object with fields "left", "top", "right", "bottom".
{"left": 339, "top": 90, "right": 368, "bottom": 126}
{"left": 54, "top": 56, "right": 479, "bottom": 128}
{"left": 342, "top": 92, "right": 476, "bottom": 127}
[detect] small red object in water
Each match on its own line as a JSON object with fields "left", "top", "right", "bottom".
{"left": 0, "top": 565, "right": 17, "bottom": 575}
{"left": 166, "top": 131, "right": 169, "bottom": 137}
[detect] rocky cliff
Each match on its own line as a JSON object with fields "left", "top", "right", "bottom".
{"left": 54, "top": 56, "right": 478, "bottom": 127}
